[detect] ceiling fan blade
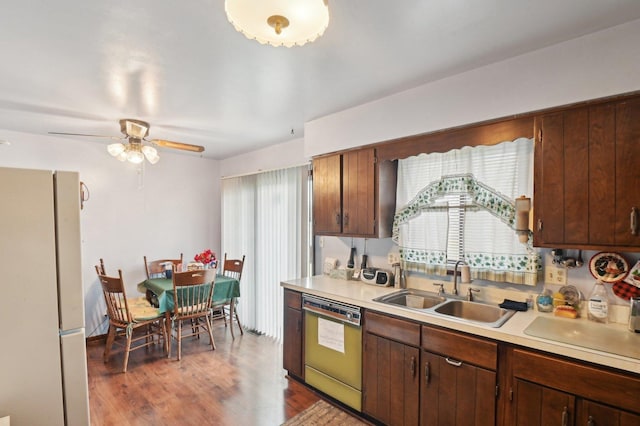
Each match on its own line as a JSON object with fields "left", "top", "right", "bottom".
{"left": 149, "top": 139, "right": 205, "bottom": 153}
{"left": 48, "top": 131, "right": 125, "bottom": 141}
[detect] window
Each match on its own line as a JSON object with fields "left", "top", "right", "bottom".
{"left": 393, "top": 138, "right": 541, "bottom": 285}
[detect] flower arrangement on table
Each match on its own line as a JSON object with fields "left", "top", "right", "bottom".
{"left": 194, "top": 249, "right": 217, "bottom": 269}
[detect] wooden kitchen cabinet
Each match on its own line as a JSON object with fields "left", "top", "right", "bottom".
{"left": 363, "top": 310, "right": 421, "bottom": 426}
{"left": 421, "top": 326, "right": 498, "bottom": 426}
{"left": 312, "top": 148, "right": 397, "bottom": 237}
{"left": 533, "top": 96, "right": 640, "bottom": 250}
{"left": 576, "top": 400, "right": 640, "bottom": 426}
{"left": 283, "top": 289, "right": 303, "bottom": 379}
{"left": 504, "top": 347, "right": 640, "bottom": 426}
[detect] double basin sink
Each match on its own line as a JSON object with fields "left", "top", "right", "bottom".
{"left": 373, "top": 288, "right": 516, "bottom": 328}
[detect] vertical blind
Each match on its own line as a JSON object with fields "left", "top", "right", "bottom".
{"left": 222, "top": 165, "right": 310, "bottom": 341}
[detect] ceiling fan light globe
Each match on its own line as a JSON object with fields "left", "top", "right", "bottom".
{"left": 116, "top": 151, "right": 128, "bottom": 162}
{"left": 142, "top": 145, "right": 160, "bottom": 164}
{"left": 127, "top": 150, "right": 144, "bottom": 164}
{"left": 107, "top": 142, "right": 126, "bottom": 157}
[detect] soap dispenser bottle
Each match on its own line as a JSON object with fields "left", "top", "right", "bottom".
{"left": 587, "top": 280, "right": 610, "bottom": 323}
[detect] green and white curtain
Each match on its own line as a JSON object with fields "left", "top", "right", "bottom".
{"left": 393, "top": 138, "right": 541, "bottom": 286}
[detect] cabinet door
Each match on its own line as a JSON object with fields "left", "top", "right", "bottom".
{"left": 512, "top": 379, "right": 575, "bottom": 426}
{"left": 312, "top": 154, "right": 342, "bottom": 234}
{"left": 283, "top": 291, "right": 303, "bottom": 379}
{"left": 577, "top": 400, "right": 640, "bottom": 426}
{"left": 342, "top": 148, "right": 376, "bottom": 236}
{"left": 421, "top": 351, "right": 497, "bottom": 426}
{"left": 615, "top": 98, "right": 640, "bottom": 246}
{"left": 534, "top": 108, "right": 591, "bottom": 246}
{"left": 363, "top": 332, "right": 420, "bottom": 426}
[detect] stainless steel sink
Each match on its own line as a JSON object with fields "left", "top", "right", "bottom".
{"left": 373, "top": 290, "right": 516, "bottom": 328}
{"left": 373, "top": 289, "right": 446, "bottom": 309}
{"left": 433, "top": 299, "right": 515, "bottom": 327}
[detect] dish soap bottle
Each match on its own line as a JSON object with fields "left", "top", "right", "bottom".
{"left": 587, "top": 280, "right": 610, "bottom": 323}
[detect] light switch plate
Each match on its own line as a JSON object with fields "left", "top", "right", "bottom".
{"left": 545, "top": 265, "right": 567, "bottom": 285}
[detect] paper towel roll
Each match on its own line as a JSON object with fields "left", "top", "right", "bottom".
{"left": 460, "top": 265, "right": 471, "bottom": 283}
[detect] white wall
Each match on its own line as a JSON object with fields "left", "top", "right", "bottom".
{"left": 304, "top": 18, "right": 640, "bottom": 157}
{"left": 220, "top": 137, "right": 309, "bottom": 178}
{"left": 0, "top": 130, "right": 221, "bottom": 336}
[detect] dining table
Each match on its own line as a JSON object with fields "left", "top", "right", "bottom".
{"left": 137, "top": 273, "right": 241, "bottom": 332}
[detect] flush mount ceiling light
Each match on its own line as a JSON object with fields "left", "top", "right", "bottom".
{"left": 225, "top": 0, "right": 329, "bottom": 47}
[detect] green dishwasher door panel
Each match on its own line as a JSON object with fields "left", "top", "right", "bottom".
{"left": 304, "top": 311, "right": 362, "bottom": 389}
{"left": 305, "top": 366, "right": 362, "bottom": 412}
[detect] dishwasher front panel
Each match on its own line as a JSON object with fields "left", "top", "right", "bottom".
{"left": 304, "top": 310, "right": 362, "bottom": 390}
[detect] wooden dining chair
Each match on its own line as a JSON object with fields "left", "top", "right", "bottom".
{"left": 97, "top": 258, "right": 106, "bottom": 275}
{"left": 96, "top": 266, "right": 166, "bottom": 373}
{"left": 211, "top": 253, "right": 245, "bottom": 338}
{"left": 144, "top": 253, "right": 184, "bottom": 279}
{"left": 168, "top": 267, "right": 217, "bottom": 360}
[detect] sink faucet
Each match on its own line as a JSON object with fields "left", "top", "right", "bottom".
{"left": 467, "top": 287, "right": 480, "bottom": 301}
{"left": 452, "top": 260, "right": 465, "bottom": 296}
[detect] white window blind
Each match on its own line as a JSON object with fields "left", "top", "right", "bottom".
{"left": 393, "top": 138, "right": 541, "bottom": 285}
{"left": 222, "top": 165, "right": 310, "bottom": 341}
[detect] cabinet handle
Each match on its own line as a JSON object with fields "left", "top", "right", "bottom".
{"left": 537, "top": 219, "right": 543, "bottom": 232}
{"left": 445, "top": 357, "right": 463, "bottom": 367}
{"left": 424, "top": 361, "right": 430, "bottom": 384}
{"left": 335, "top": 213, "right": 341, "bottom": 225}
{"left": 410, "top": 356, "right": 416, "bottom": 377}
{"left": 587, "top": 415, "right": 594, "bottom": 426}
{"left": 631, "top": 207, "right": 638, "bottom": 236}
{"left": 344, "top": 213, "right": 349, "bottom": 226}
{"left": 296, "top": 318, "right": 301, "bottom": 333}
{"left": 561, "top": 406, "right": 568, "bottom": 426}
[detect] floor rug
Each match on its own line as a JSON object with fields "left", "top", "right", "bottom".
{"left": 282, "top": 400, "right": 369, "bottom": 426}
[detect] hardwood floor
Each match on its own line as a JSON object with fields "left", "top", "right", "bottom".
{"left": 87, "top": 321, "right": 320, "bottom": 425}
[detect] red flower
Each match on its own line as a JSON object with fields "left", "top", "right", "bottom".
{"left": 194, "top": 249, "right": 217, "bottom": 265}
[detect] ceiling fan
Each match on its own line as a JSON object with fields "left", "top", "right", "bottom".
{"left": 49, "top": 118, "right": 205, "bottom": 165}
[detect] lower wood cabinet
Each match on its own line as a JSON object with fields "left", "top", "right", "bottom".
{"left": 421, "top": 326, "right": 498, "bottom": 426}
{"left": 363, "top": 310, "right": 421, "bottom": 426}
{"left": 283, "top": 289, "right": 303, "bottom": 379}
{"left": 577, "top": 399, "right": 640, "bottom": 426}
{"left": 505, "top": 346, "right": 640, "bottom": 426}
{"left": 512, "top": 379, "right": 575, "bottom": 426}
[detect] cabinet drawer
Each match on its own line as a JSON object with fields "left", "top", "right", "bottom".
{"left": 364, "top": 310, "right": 420, "bottom": 347}
{"left": 512, "top": 348, "right": 640, "bottom": 414}
{"left": 284, "top": 289, "right": 301, "bottom": 310}
{"left": 422, "top": 326, "right": 497, "bottom": 370}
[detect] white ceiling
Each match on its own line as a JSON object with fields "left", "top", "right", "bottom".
{"left": 2, "top": 1, "right": 640, "bottom": 160}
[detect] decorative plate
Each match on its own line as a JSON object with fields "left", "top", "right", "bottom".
{"left": 588, "top": 252, "right": 629, "bottom": 283}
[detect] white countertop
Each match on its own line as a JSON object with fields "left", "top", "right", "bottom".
{"left": 282, "top": 275, "right": 640, "bottom": 375}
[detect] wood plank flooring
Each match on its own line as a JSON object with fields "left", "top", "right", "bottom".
{"left": 87, "top": 321, "right": 320, "bottom": 425}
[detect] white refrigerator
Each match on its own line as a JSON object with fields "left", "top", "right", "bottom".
{"left": 0, "top": 167, "right": 90, "bottom": 426}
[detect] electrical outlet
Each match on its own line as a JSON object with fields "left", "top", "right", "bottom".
{"left": 387, "top": 252, "right": 400, "bottom": 265}
{"left": 545, "top": 265, "right": 567, "bottom": 285}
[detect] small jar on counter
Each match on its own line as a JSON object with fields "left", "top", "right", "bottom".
{"left": 536, "top": 288, "right": 554, "bottom": 312}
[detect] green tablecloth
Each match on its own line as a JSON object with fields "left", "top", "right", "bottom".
{"left": 137, "top": 274, "right": 240, "bottom": 314}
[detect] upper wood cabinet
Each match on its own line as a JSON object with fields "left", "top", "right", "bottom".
{"left": 533, "top": 96, "right": 640, "bottom": 251}
{"left": 312, "top": 148, "right": 397, "bottom": 238}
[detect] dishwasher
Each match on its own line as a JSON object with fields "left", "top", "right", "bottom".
{"left": 302, "top": 294, "right": 362, "bottom": 411}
